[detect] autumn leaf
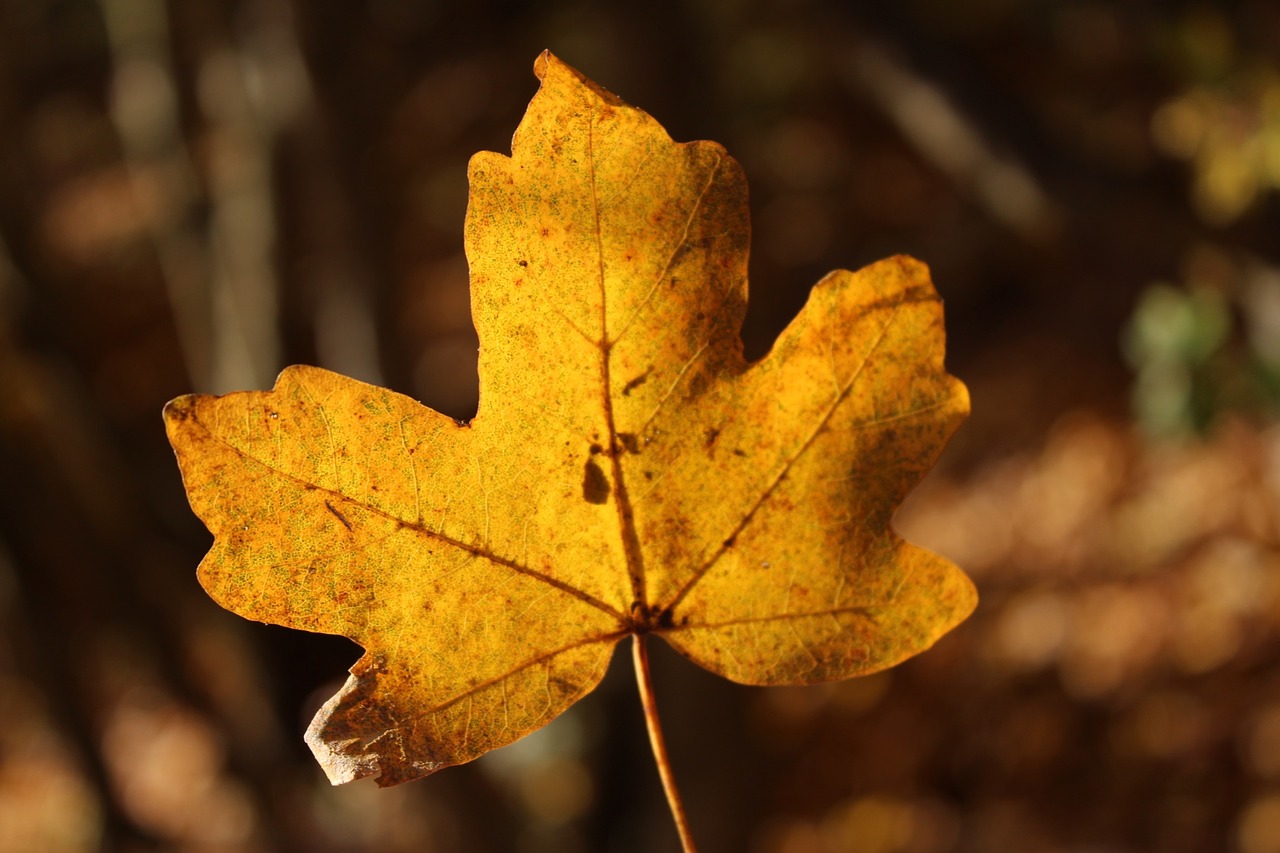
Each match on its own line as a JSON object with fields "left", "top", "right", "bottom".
{"left": 164, "top": 51, "right": 974, "bottom": 789}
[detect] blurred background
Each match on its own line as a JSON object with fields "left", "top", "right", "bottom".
{"left": 2, "top": 0, "right": 1280, "bottom": 850}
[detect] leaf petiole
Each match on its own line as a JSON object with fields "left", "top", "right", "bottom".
{"left": 632, "top": 633, "right": 699, "bottom": 853}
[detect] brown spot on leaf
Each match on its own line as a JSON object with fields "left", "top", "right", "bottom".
{"left": 622, "top": 368, "right": 652, "bottom": 396}
{"left": 582, "top": 459, "right": 609, "bottom": 504}
{"left": 325, "top": 501, "right": 354, "bottom": 532}
{"left": 164, "top": 399, "right": 192, "bottom": 421}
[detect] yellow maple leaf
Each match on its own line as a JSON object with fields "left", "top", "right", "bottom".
{"left": 164, "top": 52, "right": 974, "bottom": 793}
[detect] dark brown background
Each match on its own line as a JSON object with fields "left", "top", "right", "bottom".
{"left": 2, "top": 1, "right": 1279, "bottom": 851}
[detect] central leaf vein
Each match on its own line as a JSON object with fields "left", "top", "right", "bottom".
{"left": 588, "top": 109, "right": 649, "bottom": 612}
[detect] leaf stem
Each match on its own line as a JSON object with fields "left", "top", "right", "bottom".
{"left": 632, "top": 634, "right": 699, "bottom": 853}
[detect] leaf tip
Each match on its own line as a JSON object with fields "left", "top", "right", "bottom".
{"left": 888, "top": 252, "right": 930, "bottom": 280}
{"left": 952, "top": 374, "right": 972, "bottom": 419}
{"left": 529, "top": 50, "right": 625, "bottom": 108}
{"left": 163, "top": 395, "right": 207, "bottom": 448}
{"left": 162, "top": 395, "right": 196, "bottom": 425}
{"left": 533, "top": 48, "right": 553, "bottom": 80}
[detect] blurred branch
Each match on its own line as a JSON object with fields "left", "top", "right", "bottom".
{"left": 0, "top": 236, "right": 158, "bottom": 849}
{"left": 0, "top": 227, "right": 290, "bottom": 849}
{"left": 251, "top": 0, "right": 384, "bottom": 385}
{"left": 99, "top": 0, "right": 282, "bottom": 393}
{"left": 98, "top": 0, "right": 212, "bottom": 389}
{"left": 842, "top": 38, "right": 1060, "bottom": 245}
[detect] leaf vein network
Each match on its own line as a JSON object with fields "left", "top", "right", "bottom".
{"left": 610, "top": 150, "right": 724, "bottom": 347}
{"left": 196, "top": 419, "right": 628, "bottom": 622}
{"left": 663, "top": 300, "right": 908, "bottom": 612}
{"left": 410, "top": 631, "right": 629, "bottom": 719}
